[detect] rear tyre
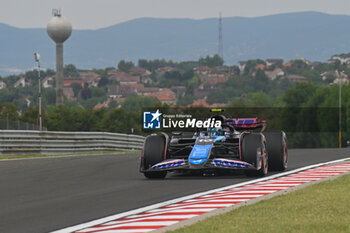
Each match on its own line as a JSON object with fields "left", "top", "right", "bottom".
{"left": 142, "top": 135, "right": 167, "bottom": 179}
{"left": 264, "top": 131, "right": 288, "bottom": 171}
{"left": 241, "top": 133, "right": 268, "bottom": 177}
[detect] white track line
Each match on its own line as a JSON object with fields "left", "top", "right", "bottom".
{"left": 51, "top": 157, "right": 350, "bottom": 233}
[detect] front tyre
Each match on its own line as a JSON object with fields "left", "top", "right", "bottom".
{"left": 141, "top": 134, "right": 167, "bottom": 179}
{"left": 241, "top": 133, "right": 268, "bottom": 177}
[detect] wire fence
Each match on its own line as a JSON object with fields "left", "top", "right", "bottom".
{"left": 0, "top": 118, "right": 47, "bottom": 131}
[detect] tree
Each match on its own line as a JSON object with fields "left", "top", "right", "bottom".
{"left": 90, "top": 87, "right": 107, "bottom": 98}
{"left": 42, "top": 88, "right": 56, "bottom": 106}
{"left": 98, "top": 76, "right": 109, "bottom": 87}
{"left": 122, "top": 95, "right": 159, "bottom": 112}
{"left": 118, "top": 60, "right": 134, "bottom": 72}
{"left": 81, "top": 86, "right": 92, "bottom": 100}
{"left": 0, "top": 103, "right": 19, "bottom": 120}
{"left": 64, "top": 64, "right": 79, "bottom": 77}
{"left": 198, "top": 54, "right": 224, "bottom": 67}
{"left": 71, "top": 83, "right": 83, "bottom": 98}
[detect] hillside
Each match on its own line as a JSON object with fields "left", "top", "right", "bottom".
{"left": 1, "top": 11, "right": 350, "bottom": 75}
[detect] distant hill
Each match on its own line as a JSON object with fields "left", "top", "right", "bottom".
{"left": 1, "top": 11, "right": 350, "bottom": 75}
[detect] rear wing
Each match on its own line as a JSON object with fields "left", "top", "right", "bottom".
{"left": 226, "top": 118, "right": 266, "bottom": 130}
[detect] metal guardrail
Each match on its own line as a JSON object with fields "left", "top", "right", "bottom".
{"left": 0, "top": 130, "right": 145, "bottom": 155}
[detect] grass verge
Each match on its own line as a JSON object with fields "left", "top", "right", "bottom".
{"left": 169, "top": 174, "right": 350, "bottom": 233}
{"left": 0, "top": 150, "right": 140, "bottom": 160}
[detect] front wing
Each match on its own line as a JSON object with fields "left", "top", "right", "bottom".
{"left": 141, "top": 158, "right": 255, "bottom": 172}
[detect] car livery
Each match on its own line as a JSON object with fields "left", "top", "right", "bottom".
{"left": 140, "top": 114, "right": 288, "bottom": 179}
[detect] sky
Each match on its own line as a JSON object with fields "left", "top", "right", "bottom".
{"left": 1, "top": 0, "right": 350, "bottom": 29}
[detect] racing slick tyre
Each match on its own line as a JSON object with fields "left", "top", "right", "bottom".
{"left": 241, "top": 133, "right": 268, "bottom": 177}
{"left": 142, "top": 134, "right": 167, "bottom": 179}
{"left": 264, "top": 131, "right": 288, "bottom": 171}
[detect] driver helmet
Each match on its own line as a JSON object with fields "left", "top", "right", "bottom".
{"left": 207, "top": 126, "right": 223, "bottom": 136}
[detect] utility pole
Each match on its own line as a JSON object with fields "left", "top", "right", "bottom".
{"left": 34, "top": 52, "right": 42, "bottom": 131}
{"left": 338, "top": 70, "right": 342, "bottom": 148}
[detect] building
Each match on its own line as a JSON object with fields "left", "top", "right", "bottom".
{"left": 283, "top": 61, "right": 293, "bottom": 67}
{"left": 328, "top": 53, "right": 350, "bottom": 65}
{"left": 238, "top": 61, "right": 247, "bottom": 73}
{"left": 14, "top": 77, "right": 30, "bottom": 88}
{"left": 107, "top": 84, "right": 145, "bottom": 98}
{"left": 42, "top": 76, "right": 55, "bottom": 88}
{"left": 188, "top": 99, "right": 209, "bottom": 107}
{"left": 265, "top": 68, "right": 285, "bottom": 80}
{"left": 63, "top": 77, "right": 84, "bottom": 87}
{"left": 63, "top": 87, "right": 75, "bottom": 101}
{"left": 266, "top": 59, "right": 283, "bottom": 67}
{"left": 119, "top": 76, "right": 140, "bottom": 85}
{"left": 198, "top": 76, "right": 227, "bottom": 90}
{"left": 79, "top": 71, "right": 101, "bottom": 87}
{"left": 256, "top": 64, "right": 265, "bottom": 70}
{"left": 287, "top": 75, "right": 307, "bottom": 83}
{"left": 129, "top": 67, "right": 151, "bottom": 77}
{"left": 146, "top": 88, "right": 176, "bottom": 104}
{"left": 194, "top": 66, "right": 215, "bottom": 75}
{"left": 0, "top": 80, "right": 7, "bottom": 90}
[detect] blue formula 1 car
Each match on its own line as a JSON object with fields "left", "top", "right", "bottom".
{"left": 140, "top": 115, "right": 288, "bottom": 179}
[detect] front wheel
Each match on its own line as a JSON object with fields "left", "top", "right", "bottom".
{"left": 141, "top": 134, "right": 167, "bottom": 179}
{"left": 241, "top": 133, "right": 268, "bottom": 177}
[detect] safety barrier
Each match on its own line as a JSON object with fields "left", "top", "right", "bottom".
{"left": 0, "top": 130, "right": 145, "bottom": 155}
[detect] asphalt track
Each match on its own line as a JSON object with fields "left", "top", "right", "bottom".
{"left": 0, "top": 148, "right": 349, "bottom": 233}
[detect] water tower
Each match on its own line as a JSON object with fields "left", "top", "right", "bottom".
{"left": 47, "top": 9, "right": 72, "bottom": 105}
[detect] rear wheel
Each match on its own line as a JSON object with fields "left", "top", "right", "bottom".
{"left": 241, "top": 133, "right": 268, "bottom": 177}
{"left": 264, "top": 131, "right": 288, "bottom": 171}
{"left": 142, "top": 135, "right": 167, "bottom": 179}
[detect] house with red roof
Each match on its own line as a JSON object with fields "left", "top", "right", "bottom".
{"left": 64, "top": 77, "right": 84, "bottom": 87}
{"left": 129, "top": 67, "right": 151, "bottom": 77}
{"left": 256, "top": 64, "right": 265, "bottom": 70}
{"left": 283, "top": 61, "right": 293, "bottom": 67}
{"left": 146, "top": 88, "right": 176, "bottom": 104}
{"left": 188, "top": 99, "right": 209, "bottom": 107}
{"left": 79, "top": 71, "right": 101, "bottom": 87}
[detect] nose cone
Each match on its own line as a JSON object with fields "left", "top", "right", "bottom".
{"left": 47, "top": 16, "right": 72, "bottom": 43}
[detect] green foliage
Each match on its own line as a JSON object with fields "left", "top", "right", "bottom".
{"left": 283, "top": 82, "right": 317, "bottom": 107}
{"left": 243, "top": 59, "right": 266, "bottom": 75}
{"left": 20, "top": 106, "right": 39, "bottom": 124}
{"left": 45, "top": 105, "right": 102, "bottom": 131}
{"left": 199, "top": 54, "right": 224, "bottom": 67}
{"left": 90, "top": 87, "right": 106, "bottom": 98}
{"left": 138, "top": 58, "right": 174, "bottom": 72}
{"left": 178, "top": 94, "right": 195, "bottom": 105}
{"left": 98, "top": 76, "right": 109, "bottom": 87}
{"left": 42, "top": 88, "right": 56, "bottom": 106}
{"left": 121, "top": 95, "right": 159, "bottom": 112}
{"left": 0, "top": 103, "right": 19, "bottom": 120}
{"left": 159, "top": 70, "right": 195, "bottom": 88}
{"left": 207, "top": 74, "right": 293, "bottom": 105}
{"left": 64, "top": 64, "right": 80, "bottom": 77}
{"left": 118, "top": 60, "right": 135, "bottom": 72}
{"left": 81, "top": 86, "right": 92, "bottom": 100}
{"left": 71, "top": 83, "right": 82, "bottom": 98}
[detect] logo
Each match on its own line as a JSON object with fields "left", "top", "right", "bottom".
{"left": 143, "top": 109, "right": 162, "bottom": 129}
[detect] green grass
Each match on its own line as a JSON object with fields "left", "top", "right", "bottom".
{"left": 169, "top": 174, "right": 350, "bottom": 233}
{"left": 0, "top": 150, "right": 140, "bottom": 160}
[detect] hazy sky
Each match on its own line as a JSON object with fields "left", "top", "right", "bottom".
{"left": 1, "top": 0, "right": 350, "bottom": 29}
